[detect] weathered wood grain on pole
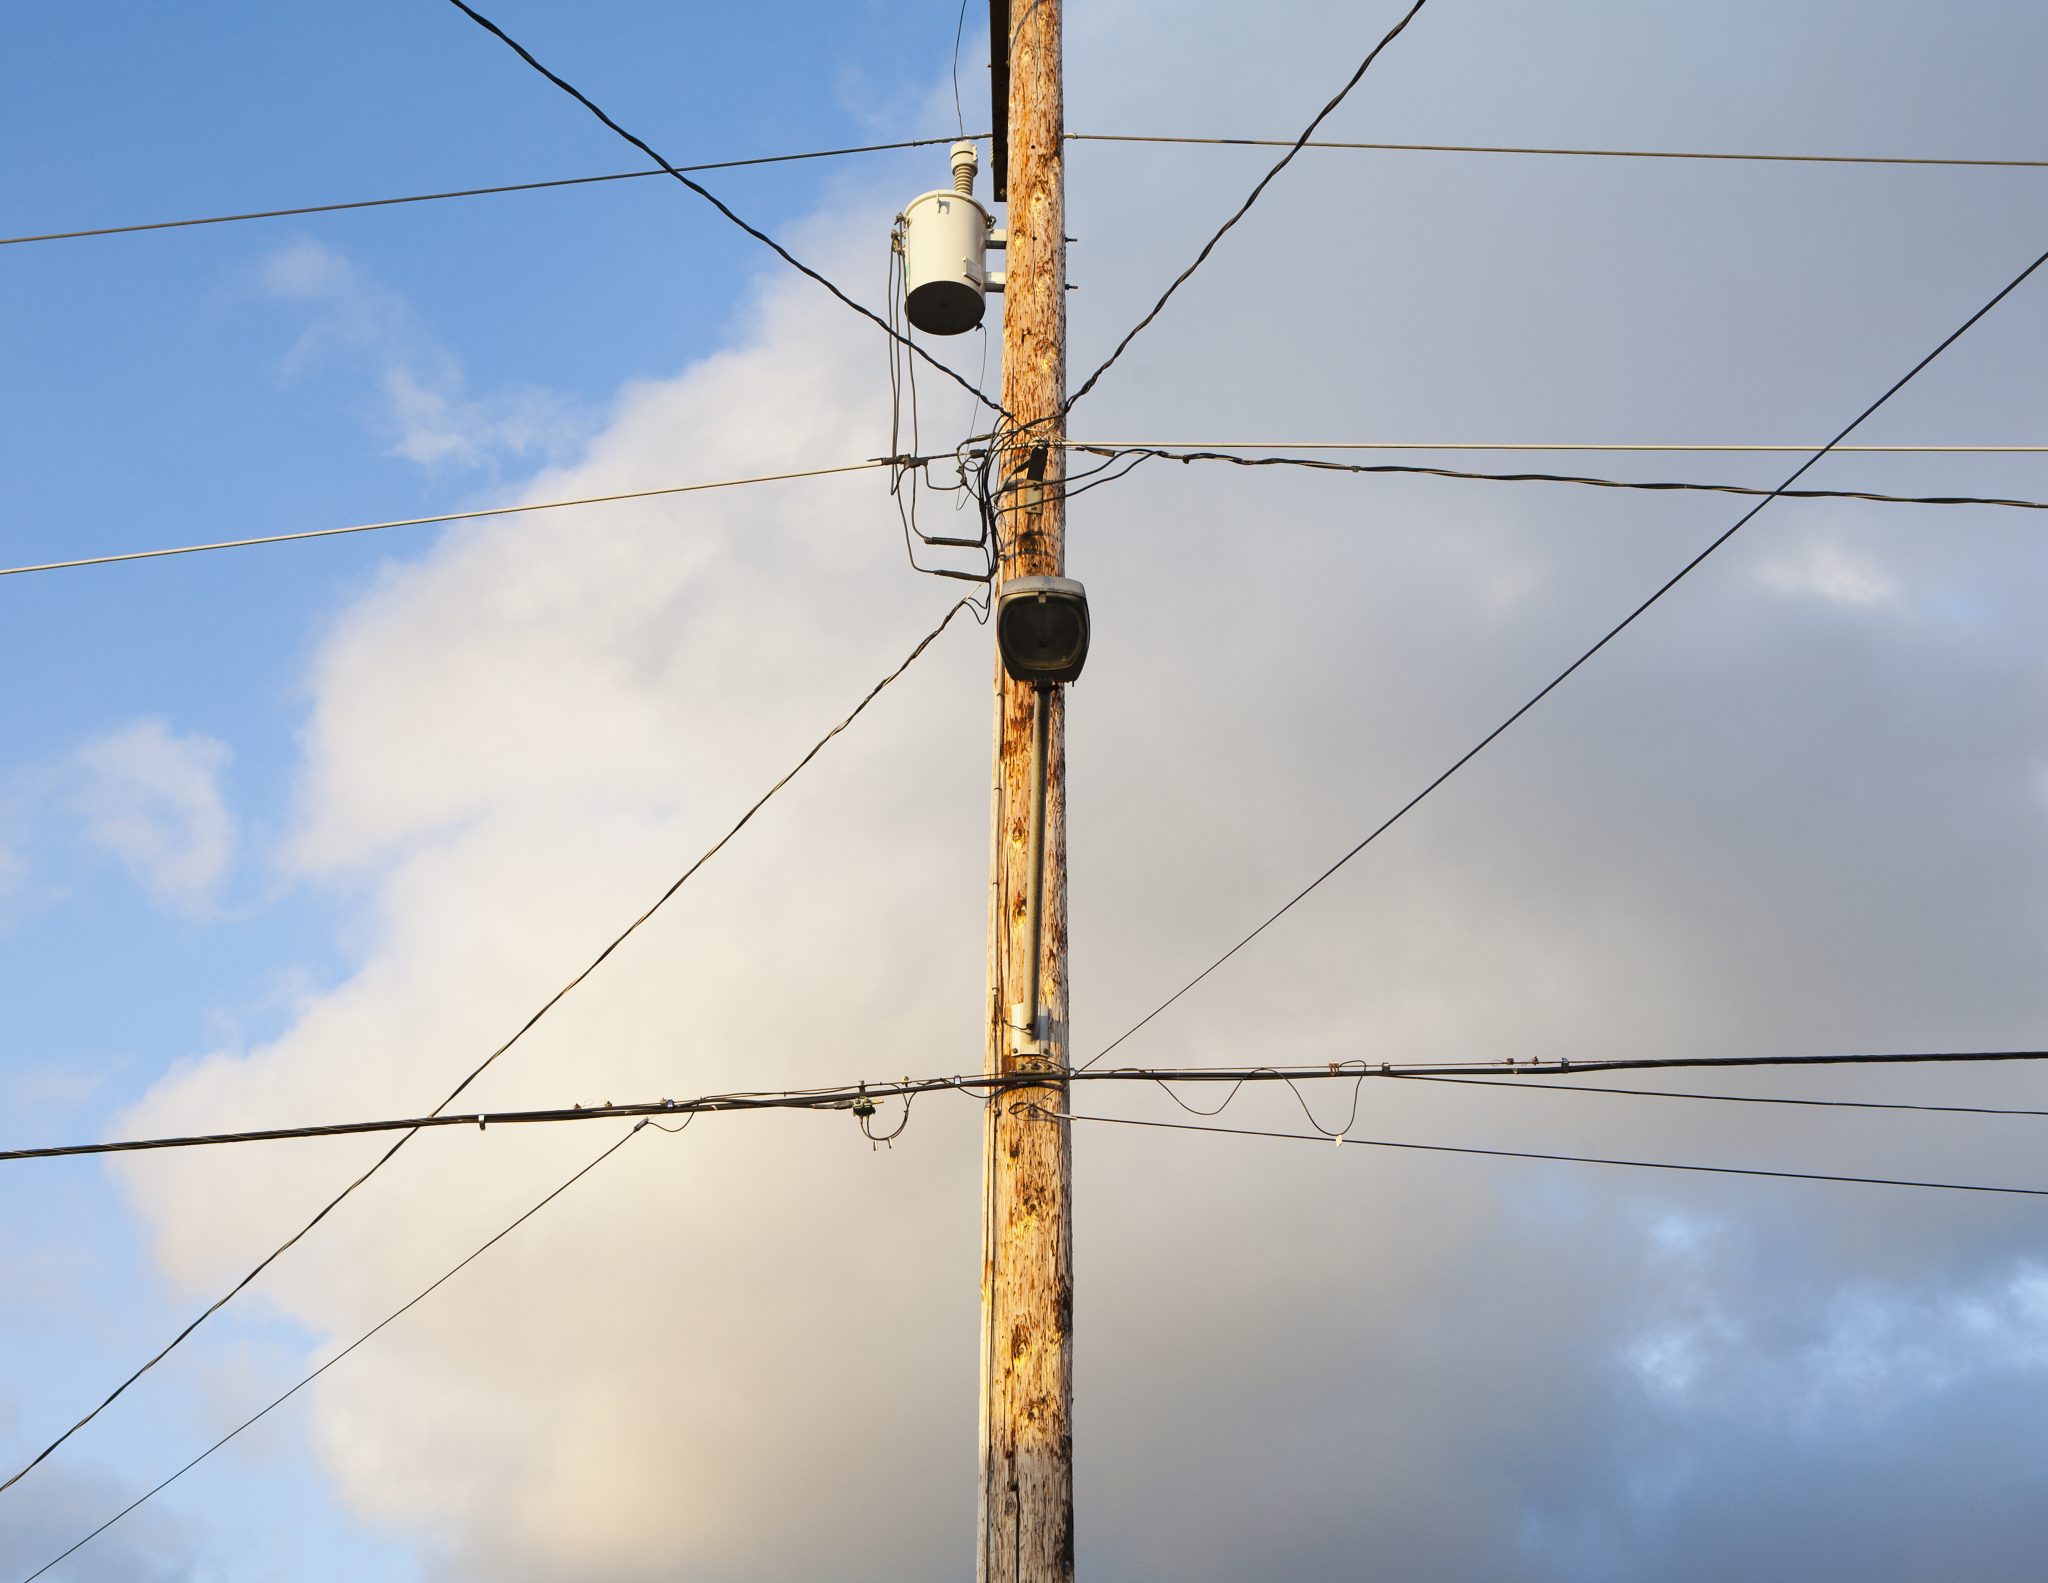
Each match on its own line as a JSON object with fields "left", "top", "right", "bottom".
{"left": 979, "top": 0, "right": 1072, "bottom": 1575}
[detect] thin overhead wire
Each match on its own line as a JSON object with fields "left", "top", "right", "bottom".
{"left": 1105, "top": 1053, "right": 2048, "bottom": 1128}
{"left": 1077, "top": 235, "right": 2048, "bottom": 1073}
{"left": 19, "top": 1122, "right": 653, "bottom": 1583}
{"left": 0, "top": 1084, "right": 960, "bottom": 1164}
{"left": 443, "top": 0, "right": 1003, "bottom": 416}
{"left": 1051, "top": 1110, "right": 2048, "bottom": 1200}
{"left": 1399, "top": 1073, "right": 2048, "bottom": 1116}
{"left": 0, "top": 137, "right": 968, "bottom": 248}
{"left": 15, "top": 133, "right": 2044, "bottom": 251}
{"left": 1065, "top": 0, "right": 1432, "bottom": 410}
{"left": 1064, "top": 446, "right": 2048, "bottom": 513}
{"left": 950, "top": 0, "right": 972, "bottom": 138}
{"left": 1307, "top": 1050, "right": 2048, "bottom": 1079}
{"left": 17, "top": 1050, "right": 2048, "bottom": 1165}
{"left": 0, "top": 461, "right": 895, "bottom": 580}
{"left": 17, "top": 446, "right": 2027, "bottom": 588}
{"left": 1070, "top": 133, "right": 2048, "bottom": 171}
{"left": 0, "top": 597, "right": 975, "bottom": 1499}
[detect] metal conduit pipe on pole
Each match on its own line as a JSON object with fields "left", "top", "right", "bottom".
{"left": 1021, "top": 683, "right": 1052, "bottom": 1049}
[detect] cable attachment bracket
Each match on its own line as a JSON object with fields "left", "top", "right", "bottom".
{"left": 1009, "top": 999, "right": 1049, "bottom": 1060}
{"left": 852, "top": 1079, "right": 915, "bottom": 1150}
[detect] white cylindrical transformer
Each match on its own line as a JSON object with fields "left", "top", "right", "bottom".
{"left": 900, "top": 141, "right": 993, "bottom": 335}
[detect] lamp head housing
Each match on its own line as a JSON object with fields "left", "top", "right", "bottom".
{"left": 996, "top": 576, "right": 1091, "bottom": 685}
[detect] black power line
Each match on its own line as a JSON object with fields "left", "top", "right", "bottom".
{"left": 0, "top": 597, "right": 974, "bottom": 1498}
{"left": 1052, "top": 1110, "right": 2048, "bottom": 1199}
{"left": 1075, "top": 237, "right": 2048, "bottom": 1074}
{"left": 16, "top": 1051, "right": 2048, "bottom": 1165}
{"left": 30, "top": 1069, "right": 2044, "bottom": 1575}
{"left": 442, "top": 0, "right": 1002, "bottom": 417}
{"left": 1064, "top": 0, "right": 1432, "bottom": 410}
{"left": 1067, "top": 445, "right": 2048, "bottom": 513}
{"left": 19, "top": 1121, "right": 655, "bottom": 1583}
{"left": 0, "top": 1081, "right": 972, "bottom": 1164}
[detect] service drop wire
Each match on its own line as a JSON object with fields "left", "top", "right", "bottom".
{"left": 18, "top": 1122, "right": 659, "bottom": 1583}
{"left": 0, "top": 598, "right": 975, "bottom": 1499}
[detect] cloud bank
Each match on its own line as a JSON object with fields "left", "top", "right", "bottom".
{"left": 100, "top": 0, "right": 2048, "bottom": 1577}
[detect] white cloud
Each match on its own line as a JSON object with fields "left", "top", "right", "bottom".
{"left": 262, "top": 238, "right": 584, "bottom": 470}
{"left": 104, "top": 3, "right": 2048, "bottom": 1577}
{"left": 1757, "top": 536, "right": 1902, "bottom": 609}
{"left": 74, "top": 719, "right": 235, "bottom": 914}
{"left": 124, "top": 214, "right": 992, "bottom": 1580}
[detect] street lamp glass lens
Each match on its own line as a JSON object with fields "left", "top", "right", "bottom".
{"left": 1003, "top": 601, "right": 1084, "bottom": 670}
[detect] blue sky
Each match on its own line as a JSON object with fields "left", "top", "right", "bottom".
{"left": 5, "top": 1, "right": 2048, "bottom": 1579}
{"left": 6, "top": 5, "right": 978, "bottom": 1576}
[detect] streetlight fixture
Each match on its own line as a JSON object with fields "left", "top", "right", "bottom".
{"left": 994, "top": 575, "right": 1091, "bottom": 1059}
{"left": 995, "top": 575, "right": 1090, "bottom": 685}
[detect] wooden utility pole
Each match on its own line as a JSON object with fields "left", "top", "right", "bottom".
{"left": 979, "top": 0, "right": 1072, "bottom": 1577}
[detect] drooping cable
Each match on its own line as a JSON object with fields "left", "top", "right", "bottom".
{"left": 0, "top": 597, "right": 974, "bottom": 1497}
{"left": 1064, "top": 0, "right": 1432, "bottom": 410}
{"left": 18, "top": 1121, "right": 657, "bottom": 1583}
{"left": 887, "top": 222, "right": 998, "bottom": 587}
{"left": 1075, "top": 236, "right": 2048, "bottom": 1073}
{"left": 442, "top": 0, "right": 1003, "bottom": 416}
